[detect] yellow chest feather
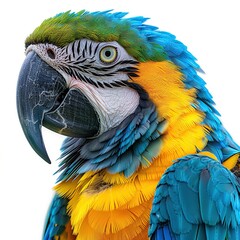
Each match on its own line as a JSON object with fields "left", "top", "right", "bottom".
{"left": 55, "top": 170, "right": 159, "bottom": 239}
{"left": 55, "top": 130, "right": 208, "bottom": 240}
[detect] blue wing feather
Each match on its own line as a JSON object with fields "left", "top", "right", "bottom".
{"left": 149, "top": 155, "right": 240, "bottom": 240}
{"left": 43, "top": 194, "right": 70, "bottom": 240}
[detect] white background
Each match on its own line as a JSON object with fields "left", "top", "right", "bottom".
{"left": 1, "top": 0, "right": 240, "bottom": 239}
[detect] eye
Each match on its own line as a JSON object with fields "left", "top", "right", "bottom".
{"left": 47, "top": 48, "right": 56, "bottom": 59}
{"left": 99, "top": 46, "right": 117, "bottom": 63}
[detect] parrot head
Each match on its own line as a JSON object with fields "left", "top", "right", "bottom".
{"left": 17, "top": 10, "right": 223, "bottom": 178}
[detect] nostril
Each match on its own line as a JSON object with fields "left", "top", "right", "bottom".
{"left": 47, "top": 48, "right": 56, "bottom": 59}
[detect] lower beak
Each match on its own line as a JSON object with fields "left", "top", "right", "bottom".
{"left": 16, "top": 51, "right": 100, "bottom": 163}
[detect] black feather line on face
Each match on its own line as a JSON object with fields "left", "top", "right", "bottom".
{"left": 57, "top": 40, "right": 140, "bottom": 89}
{"left": 71, "top": 42, "right": 75, "bottom": 59}
{"left": 74, "top": 58, "right": 88, "bottom": 64}
{"left": 60, "top": 61, "right": 138, "bottom": 89}
{"left": 76, "top": 40, "right": 81, "bottom": 55}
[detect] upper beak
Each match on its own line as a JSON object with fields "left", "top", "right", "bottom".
{"left": 16, "top": 51, "right": 100, "bottom": 163}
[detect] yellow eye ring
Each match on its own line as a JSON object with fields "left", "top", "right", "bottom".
{"left": 100, "top": 46, "right": 117, "bottom": 63}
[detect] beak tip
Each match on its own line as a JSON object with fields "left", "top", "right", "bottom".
{"left": 32, "top": 137, "right": 52, "bottom": 164}
{"left": 41, "top": 152, "right": 51, "bottom": 164}
{"left": 45, "top": 158, "right": 52, "bottom": 164}
{"left": 29, "top": 137, "right": 52, "bottom": 164}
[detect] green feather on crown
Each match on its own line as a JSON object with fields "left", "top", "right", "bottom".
{"left": 25, "top": 10, "right": 167, "bottom": 62}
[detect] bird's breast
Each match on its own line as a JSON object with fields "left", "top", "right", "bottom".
{"left": 55, "top": 168, "right": 163, "bottom": 240}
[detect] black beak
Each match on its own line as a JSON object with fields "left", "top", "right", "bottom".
{"left": 17, "top": 51, "right": 100, "bottom": 163}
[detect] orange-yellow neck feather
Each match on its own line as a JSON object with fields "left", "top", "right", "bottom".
{"left": 132, "top": 61, "right": 208, "bottom": 162}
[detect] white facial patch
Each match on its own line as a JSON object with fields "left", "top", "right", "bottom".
{"left": 66, "top": 76, "right": 140, "bottom": 134}
{"left": 94, "top": 86, "right": 140, "bottom": 133}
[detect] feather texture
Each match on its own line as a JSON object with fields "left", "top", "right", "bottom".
{"left": 43, "top": 194, "right": 74, "bottom": 240}
{"left": 149, "top": 155, "right": 240, "bottom": 240}
{"left": 57, "top": 84, "right": 165, "bottom": 181}
{"left": 25, "top": 10, "right": 167, "bottom": 62}
{"left": 23, "top": 10, "right": 240, "bottom": 240}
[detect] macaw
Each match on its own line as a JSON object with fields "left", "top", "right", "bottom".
{"left": 16, "top": 10, "right": 240, "bottom": 240}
